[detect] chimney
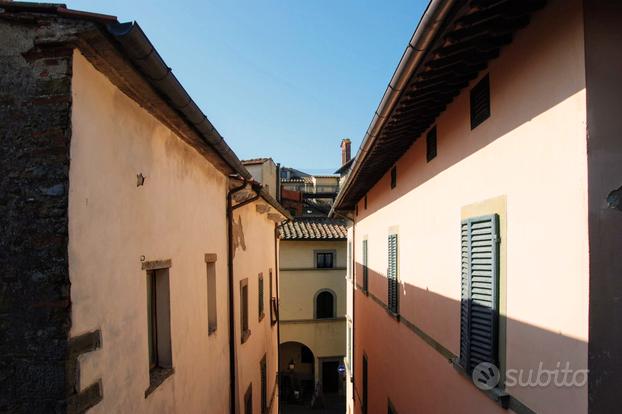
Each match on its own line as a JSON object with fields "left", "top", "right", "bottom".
{"left": 341, "top": 138, "right": 351, "bottom": 166}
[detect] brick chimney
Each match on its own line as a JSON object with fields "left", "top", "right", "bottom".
{"left": 341, "top": 138, "right": 351, "bottom": 165}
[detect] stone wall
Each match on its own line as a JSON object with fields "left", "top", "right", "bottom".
{"left": 0, "top": 15, "right": 77, "bottom": 412}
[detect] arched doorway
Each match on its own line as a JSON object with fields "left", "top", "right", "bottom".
{"left": 279, "top": 341, "right": 315, "bottom": 406}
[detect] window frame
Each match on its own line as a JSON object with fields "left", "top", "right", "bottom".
{"left": 258, "top": 272, "right": 265, "bottom": 322}
{"left": 240, "top": 278, "right": 251, "bottom": 344}
{"left": 314, "top": 249, "right": 336, "bottom": 269}
{"left": 314, "top": 289, "right": 336, "bottom": 319}
{"left": 205, "top": 254, "right": 218, "bottom": 335}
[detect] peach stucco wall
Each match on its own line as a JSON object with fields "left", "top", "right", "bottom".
{"left": 232, "top": 203, "right": 280, "bottom": 414}
{"left": 351, "top": 0, "right": 588, "bottom": 413}
{"left": 69, "top": 50, "right": 279, "bottom": 413}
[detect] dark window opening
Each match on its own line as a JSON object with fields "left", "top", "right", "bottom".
{"left": 316, "top": 291, "right": 335, "bottom": 319}
{"left": 244, "top": 384, "right": 253, "bottom": 414}
{"left": 426, "top": 126, "right": 437, "bottom": 162}
{"left": 241, "top": 279, "right": 250, "bottom": 343}
{"left": 147, "top": 269, "right": 172, "bottom": 371}
{"left": 260, "top": 356, "right": 267, "bottom": 413}
{"left": 316, "top": 252, "right": 334, "bottom": 269}
{"left": 258, "top": 273, "right": 265, "bottom": 321}
{"left": 390, "top": 166, "right": 397, "bottom": 189}
{"left": 301, "top": 345, "right": 314, "bottom": 363}
{"left": 470, "top": 74, "right": 490, "bottom": 129}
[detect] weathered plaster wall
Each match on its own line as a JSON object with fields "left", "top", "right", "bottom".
{"left": 232, "top": 202, "right": 280, "bottom": 414}
{"left": 69, "top": 51, "right": 230, "bottom": 413}
{"left": 351, "top": 0, "right": 588, "bottom": 413}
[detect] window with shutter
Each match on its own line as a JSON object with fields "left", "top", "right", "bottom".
{"left": 387, "top": 234, "right": 399, "bottom": 314}
{"left": 460, "top": 214, "right": 500, "bottom": 373}
{"left": 362, "top": 240, "right": 368, "bottom": 292}
{"left": 258, "top": 273, "right": 264, "bottom": 321}
{"left": 260, "top": 355, "right": 267, "bottom": 414}
{"left": 470, "top": 74, "right": 490, "bottom": 130}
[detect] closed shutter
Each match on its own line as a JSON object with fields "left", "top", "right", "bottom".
{"left": 260, "top": 356, "right": 267, "bottom": 413}
{"left": 387, "top": 234, "right": 398, "bottom": 314}
{"left": 362, "top": 240, "right": 368, "bottom": 292}
{"left": 258, "top": 274, "right": 264, "bottom": 317}
{"left": 459, "top": 214, "right": 500, "bottom": 372}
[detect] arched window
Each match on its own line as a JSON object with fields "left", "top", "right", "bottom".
{"left": 315, "top": 290, "right": 335, "bottom": 319}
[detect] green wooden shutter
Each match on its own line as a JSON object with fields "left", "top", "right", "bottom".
{"left": 387, "top": 234, "right": 398, "bottom": 314}
{"left": 460, "top": 214, "right": 500, "bottom": 372}
{"left": 362, "top": 240, "right": 369, "bottom": 292}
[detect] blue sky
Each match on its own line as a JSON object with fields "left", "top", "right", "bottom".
{"left": 68, "top": 0, "right": 428, "bottom": 174}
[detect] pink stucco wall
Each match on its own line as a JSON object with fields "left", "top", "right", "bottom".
{"left": 349, "top": 0, "right": 588, "bottom": 413}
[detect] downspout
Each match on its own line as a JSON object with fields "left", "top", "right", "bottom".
{"left": 274, "top": 225, "right": 281, "bottom": 414}
{"left": 227, "top": 178, "right": 248, "bottom": 414}
{"left": 351, "top": 219, "right": 356, "bottom": 405}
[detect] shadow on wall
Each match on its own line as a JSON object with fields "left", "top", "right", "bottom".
{"left": 351, "top": 265, "right": 587, "bottom": 414}
{"left": 357, "top": 0, "right": 585, "bottom": 220}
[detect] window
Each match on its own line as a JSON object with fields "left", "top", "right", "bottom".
{"left": 240, "top": 279, "right": 250, "bottom": 343}
{"left": 206, "top": 255, "right": 217, "bottom": 334}
{"left": 260, "top": 355, "right": 267, "bottom": 414}
{"left": 301, "top": 345, "right": 314, "bottom": 363}
{"left": 470, "top": 74, "right": 490, "bottom": 129}
{"left": 387, "top": 234, "right": 399, "bottom": 314}
{"left": 316, "top": 251, "right": 334, "bottom": 269}
{"left": 388, "top": 399, "right": 397, "bottom": 414}
{"left": 362, "top": 239, "right": 369, "bottom": 293}
{"left": 269, "top": 269, "right": 276, "bottom": 325}
{"left": 146, "top": 266, "right": 173, "bottom": 389}
{"left": 459, "top": 214, "right": 500, "bottom": 374}
{"left": 390, "top": 166, "right": 397, "bottom": 189}
{"left": 244, "top": 383, "right": 253, "bottom": 414}
{"left": 347, "top": 323, "right": 352, "bottom": 370}
{"left": 347, "top": 242, "right": 352, "bottom": 279}
{"left": 426, "top": 126, "right": 437, "bottom": 162}
{"left": 315, "top": 290, "right": 335, "bottom": 319}
{"left": 258, "top": 273, "right": 265, "bottom": 321}
{"left": 362, "top": 354, "right": 368, "bottom": 414}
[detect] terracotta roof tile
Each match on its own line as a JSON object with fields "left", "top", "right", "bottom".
{"left": 278, "top": 218, "right": 348, "bottom": 240}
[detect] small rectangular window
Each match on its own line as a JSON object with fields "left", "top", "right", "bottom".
{"left": 260, "top": 355, "right": 267, "bottom": 413}
{"left": 316, "top": 252, "right": 334, "bottom": 269}
{"left": 470, "top": 74, "right": 490, "bottom": 129}
{"left": 347, "top": 242, "right": 352, "bottom": 279}
{"left": 244, "top": 383, "right": 253, "bottom": 414}
{"left": 426, "top": 126, "right": 437, "bottom": 162}
{"left": 269, "top": 269, "right": 276, "bottom": 325}
{"left": 147, "top": 268, "right": 172, "bottom": 375}
{"left": 206, "top": 256, "right": 217, "bottom": 334}
{"left": 362, "top": 240, "right": 369, "bottom": 293}
{"left": 258, "top": 273, "right": 265, "bottom": 321}
{"left": 390, "top": 166, "right": 397, "bottom": 189}
{"left": 387, "top": 234, "right": 399, "bottom": 314}
{"left": 241, "top": 279, "right": 250, "bottom": 343}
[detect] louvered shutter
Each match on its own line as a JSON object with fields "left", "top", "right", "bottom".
{"left": 459, "top": 214, "right": 500, "bottom": 372}
{"left": 362, "top": 240, "right": 369, "bottom": 292}
{"left": 387, "top": 234, "right": 398, "bottom": 314}
{"left": 258, "top": 275, "right": 264, "bottom": 317}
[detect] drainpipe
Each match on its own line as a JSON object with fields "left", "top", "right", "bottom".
{"left": 274, "top": 224, "right": 281, "bottom": 414}
{"left": 227, "top": 178, "right": 248, "bottom": 414}
{"left": 351, "top": 218, "right": 356, "bottom": 406}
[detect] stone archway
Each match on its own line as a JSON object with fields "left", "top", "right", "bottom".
{"left": 279, "top": 341, "right": 315, "bottom": 405}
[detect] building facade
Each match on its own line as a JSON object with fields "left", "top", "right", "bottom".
{"left": 277, "top": 219, "right": 348, "bottom": 408}
{"left": 333, "top": 1, "right": 622, "bottom": 414}
{"left": 0, "top": 3, "right": 287, "bottom": 413}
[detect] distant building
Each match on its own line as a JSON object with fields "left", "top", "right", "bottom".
{"left": 0, "top": 3, "right": 288, "bottom": 413}
{"left": 242, "top": 158, "right": 279, "bottom": 200}
{"left": 333, "top": 1, "right": 622, "bottom": 414}
{"left": 277, "top": 218, "right": 348, "bottom": 408}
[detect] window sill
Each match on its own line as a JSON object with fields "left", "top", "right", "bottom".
{"left": 386, "top": 309, "right": 400, "bottom": 321}
{"left": 145, "top": 367, "right": 174, "bottom": 398}
{"left": 241, "top": 329, "right": 251, "bottom": 344}
{"left": 451, "top": 358, "right": 509, "bottom": 409}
